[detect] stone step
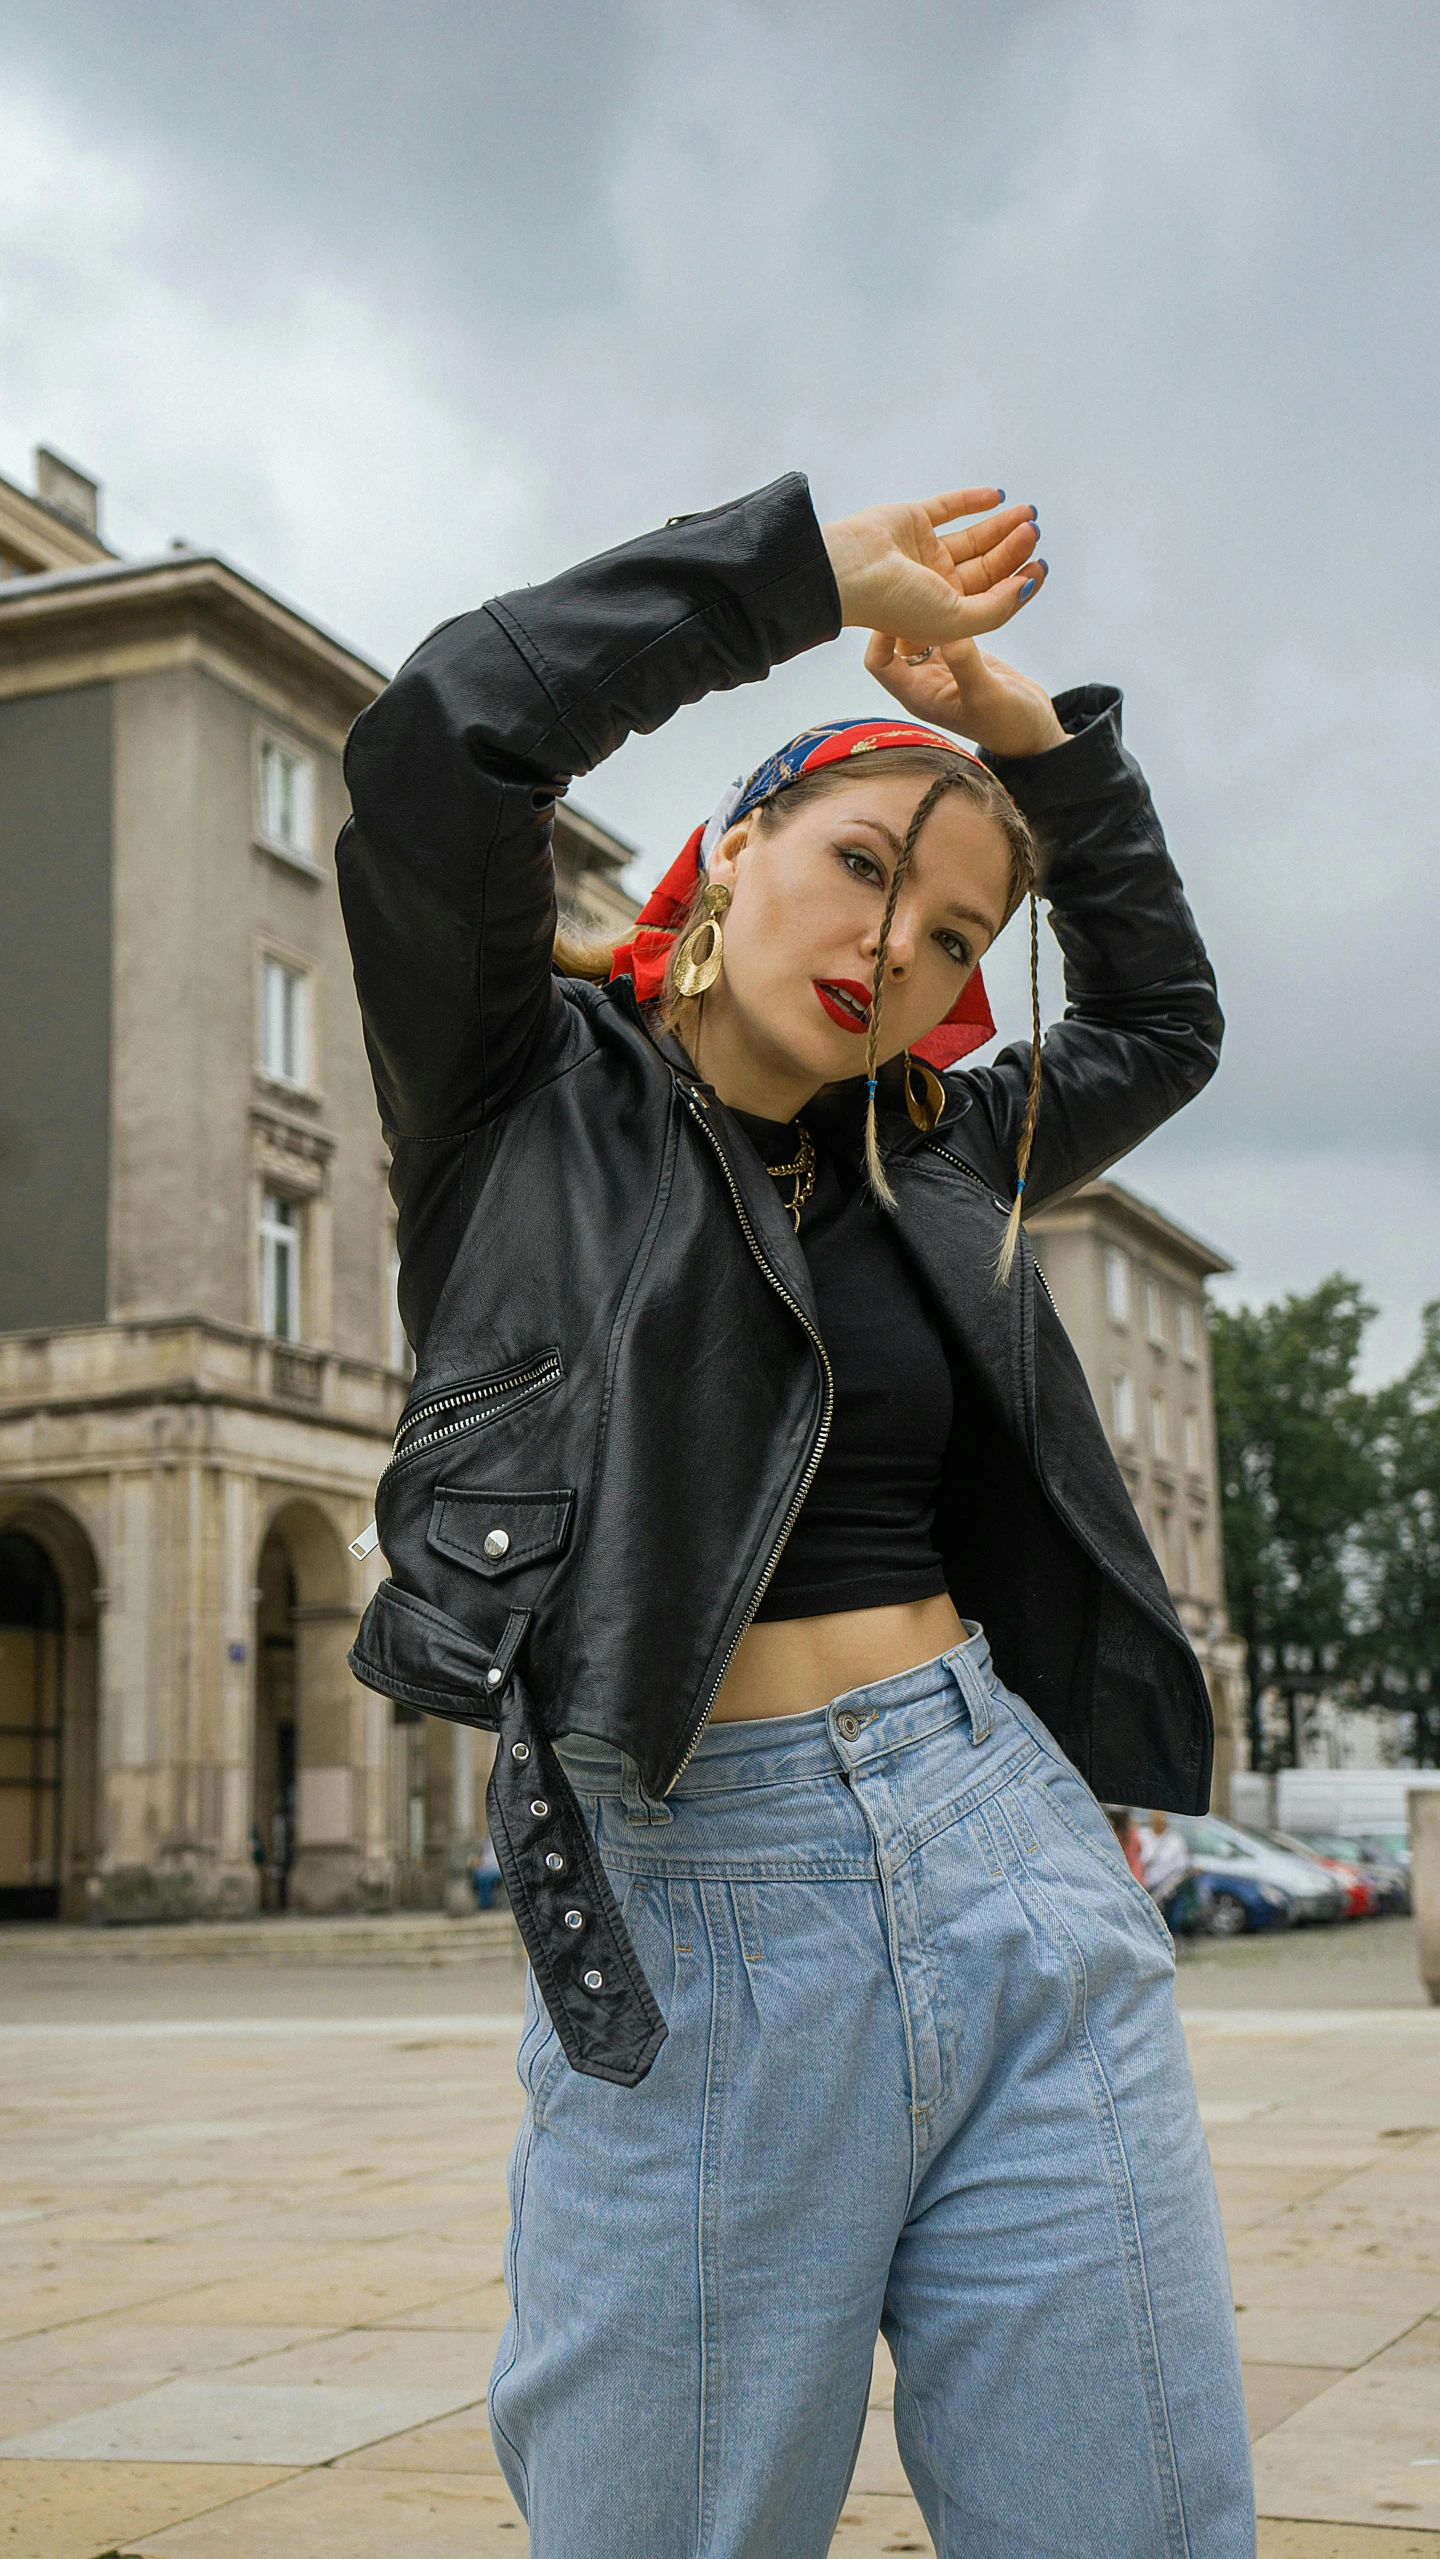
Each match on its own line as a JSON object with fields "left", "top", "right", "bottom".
{"left": 0, "top": 1908, "right": 523, "bottom": 1965}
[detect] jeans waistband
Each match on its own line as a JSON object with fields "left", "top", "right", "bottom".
{"left": 558, "top": 1626, "right": 1002, "bottom": 1801}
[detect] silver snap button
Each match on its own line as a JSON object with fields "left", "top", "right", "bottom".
{"left": 563, "top": 1908, "right": 584, "bottom": 1930}
{"left": 483, "top": 1528, "right": 510, "bottom": 1559}
{"left": 529, "top": 1798, "right": 549, "bottom": 1818}
{"left": 511, "top": 1742, "right": 530, "bottom": 1762}
{"left": 836, "top": 1710, "right": 861, "bottom": 1740}
{"left": 486, "top": 1667, "right": 504, "bottom": 1689}
{"left": 582, "top": 1969, "right": 604, "bottom": 1991}
{"left": 545, "top": 1852, "right": 565, "bottom": 1872}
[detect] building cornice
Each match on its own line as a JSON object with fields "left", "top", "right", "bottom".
{"left": 0, "top": 551, "right": 387, "bottom": 735}
{"left": 1029, "top": 1178, "right": 1234, "bottom": 1278}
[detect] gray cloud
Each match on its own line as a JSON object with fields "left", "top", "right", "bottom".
{"left": 0, "top": 0, "right": 1435, "bottom": 1373}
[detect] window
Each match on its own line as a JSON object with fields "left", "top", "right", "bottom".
{"left": 1176, "top": 1297, "right": 1197, "bottom": 1361}
{"left": 259, "top": 740, "right": 316, "bottom": 860}
{"left": 1111, "top": 1373, "right": 1136, "bottom": 1440}
{"left": 259, "top": 1193, "right": 301, "bottom": 1339}
{"left": 1105, "top": 1248, "right": 1131, "bottom": 1326}
{"left": 1144, "top": 1279, "right": 1165, "bottom": 1345}
{"left": 1150, "top": 1392, "right": 1169, "bottom": 1460}
{"left": 258, "top": 956, "right": 311, "bottom": 1086}
{"left": 1155, "top": 1510, "right": 1174, "bottom": 1579}
{"left": 1183, "top": 1410, "right": 1202, "bottom": 1473}
{"left": 1185, "top": 1515, "right": 1205, "bottom": 1593}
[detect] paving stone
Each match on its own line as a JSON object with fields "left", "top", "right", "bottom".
{"left": 0, "top": 2378, "right": 487, "bottom": 2467}
{"left": 1243, "top": 2365, "right": 1347, "bottom": 2441}
{"left": 0, "top": 2459, "right": 294, "bottom": 2559}
{"left": 114, "top": 2463, "right": 528, "bottom": 2555}
{"left": 828, "top": 2491, "right": 935, "bottom": 2553}
{"left": 1259, "top": 2523, "right": 1440, "bottom": 2557}
{"left": 1254, "top": 2363, "right": 1440, "bottom": 2530}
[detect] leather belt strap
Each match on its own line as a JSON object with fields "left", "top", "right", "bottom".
{"left": 486, "top": 1673, "right": 669, "bottom": 2088}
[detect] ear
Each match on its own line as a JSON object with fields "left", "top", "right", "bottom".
{"left": 704, "top": 820, "right": 751, "bottom": 891}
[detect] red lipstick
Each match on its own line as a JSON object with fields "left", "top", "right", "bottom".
{"left": 813, "top": 978, "right": 872, "bottom": 1035}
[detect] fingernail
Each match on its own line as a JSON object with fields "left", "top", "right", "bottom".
{"left": 1035, "top": 558, "right": 1048, "bottom": 574}
{"left": 1018, "top": 579, "right": 1036, "bottom": 600}
{"left": 996, "top": 488, "right": 1006, "bottom": 503}
{"left": 1028, "top": 506, "right": 1038, "bottom": 522}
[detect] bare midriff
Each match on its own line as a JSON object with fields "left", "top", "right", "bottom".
{"left": 708, "top": 1592, "right": 967, "bottom": 1723}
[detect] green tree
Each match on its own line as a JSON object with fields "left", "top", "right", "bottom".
{"left": 1209, "top": 1277, "right": 1379, "bottom": 1768}
{"left": 1351, "top": 1301, "right": 1440, "bottom": 1764}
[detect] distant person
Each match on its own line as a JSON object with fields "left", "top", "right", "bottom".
{"left": 1140, "top": 1807, "right": 1191, "bottom": 1908}
{"left": 471, "top": 1833, "right": 504, "bottom": 1912}
{"left": 1105, "top": 1804, "right": 1148, "bottom": 1883}
{"left": 341, "top": 475, "right": 1252, "bottom": 2554}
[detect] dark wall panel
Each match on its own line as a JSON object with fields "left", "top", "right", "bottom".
{"left": 0, "top": 685, "right": 112, "bottom": 1330}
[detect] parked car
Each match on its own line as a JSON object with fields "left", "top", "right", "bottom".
{"left": 1261, "top": 1829, "right": 1379, "bottom": 1918}
{"left": 1170, "top": 1814, "right": 1346, "bottom": 1926}
{"left": 1286, "top": 1830, "right": 1412, "bottom": 1916}
{"left": 1156, "top": 1817, "right": 1293, "bottom": 1935}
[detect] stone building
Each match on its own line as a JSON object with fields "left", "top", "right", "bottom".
{"left": 0, "top": 449, "right": 636, "bottom": 1921}
{"left": 1027, "top": 1180, "right": 1249, "bottom": 1806}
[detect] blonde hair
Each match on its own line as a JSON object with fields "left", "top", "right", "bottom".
{"left": 557, "top": 746, "right": 1044, "bottom": 1282}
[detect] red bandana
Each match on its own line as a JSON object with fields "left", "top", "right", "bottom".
{"left": 607, "top": 720, "right": 997, "bottom": 1068}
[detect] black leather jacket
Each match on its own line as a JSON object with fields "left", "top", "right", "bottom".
{"left": 337, "top": 474, "right": 1224, "bottom": 2086}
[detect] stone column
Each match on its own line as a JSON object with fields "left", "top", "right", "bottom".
{"left": 1411, "top": 1789, "right": 1440, "bottom": 2006}
{"left": 288, "top": 1601, "right": 376, "bottom": 1914}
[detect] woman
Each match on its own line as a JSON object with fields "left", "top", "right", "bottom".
{"left": 339, "top": 476, "right": 1254, "bottom": 2557}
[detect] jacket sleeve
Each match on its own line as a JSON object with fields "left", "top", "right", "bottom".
{"left": 954, "top": 686, "right": 1223, "bottom": 1210}
{"left": 337, "top": 473, "right": 842, "bottom": 1147}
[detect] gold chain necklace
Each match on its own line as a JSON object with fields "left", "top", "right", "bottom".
{"left": 765, "top": 1123, "right": 816, "bottom": 1232}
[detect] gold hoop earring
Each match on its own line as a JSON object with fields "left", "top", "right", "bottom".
{"left": 903, "top": 1050, "right": 946, "bottom": 1134}
{"left": 672, "top": 882, "right": 731, "bottom": 999}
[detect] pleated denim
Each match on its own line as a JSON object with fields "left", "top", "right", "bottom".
{"left": 487, "top": 1630, "right": 1255, "bottom": 2559}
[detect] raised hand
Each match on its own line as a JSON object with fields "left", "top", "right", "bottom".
{"left": 821, "top": 487, "right": 1045, "bottom": 648}
{"left": 863, "top": 632, "right": 1068, "bottom": 761}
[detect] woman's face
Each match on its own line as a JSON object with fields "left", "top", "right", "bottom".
{"left": 703, "top": 773, "right": 1014, "bottom": 1096}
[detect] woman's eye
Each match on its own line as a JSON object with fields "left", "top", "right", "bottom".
{"left": 839, "top": 847, "right": 885, "bottom": 886}
{"left": 936, "top": 931, "right": 972, "bottom": 967}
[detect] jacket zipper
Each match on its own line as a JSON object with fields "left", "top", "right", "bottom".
{"left": 383, "top": 1350, "right": 564, "bottom": 1481}
{"left": 668, "top": 1092, "right": 834, "bottom": 1790}
{"left": 924, "top": 1138, "right": 1057, "bottom": 1312}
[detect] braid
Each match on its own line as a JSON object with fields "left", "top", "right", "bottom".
{"left": 863, "top": 773, "right": 964, "bottom": 1209}
{"left": 994, "top": 891, "right": 1043, "bottom": 1286}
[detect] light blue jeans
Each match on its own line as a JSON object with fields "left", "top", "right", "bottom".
{"left": 488, "top": 1634, "right": 1255, "bottom": 2558}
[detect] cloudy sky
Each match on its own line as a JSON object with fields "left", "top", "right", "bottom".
{"left": 2, "top": 0, "right": 1435, "bottom": 1376}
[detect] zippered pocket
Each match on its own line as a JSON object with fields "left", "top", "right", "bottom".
{"left": 383, "top": 1349, "right": 565, "bottom": 1485}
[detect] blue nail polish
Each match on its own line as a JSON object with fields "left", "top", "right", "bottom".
{"left": 1018, "top": 579, "right": 1036, "bottom": 600}
{"left": 1028, "top": 506, "right": 1038, "bottom": 522}
{"left": 996, "top": 488, "right": 1006, "bottom": 503}
{"left": 1035, "top": 558, "right": 1048, "bottom": 574}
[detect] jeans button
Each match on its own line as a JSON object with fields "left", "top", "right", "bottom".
{"left": 836, "top": 1710, "right": 861, "bottom": 1741}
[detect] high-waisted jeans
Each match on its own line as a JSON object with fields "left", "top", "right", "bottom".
{"left": 488, "top": 1633, "right": 1255, "bottom": 2559}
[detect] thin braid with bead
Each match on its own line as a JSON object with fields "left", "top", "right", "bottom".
{"left": 862, "top": 772, "right": 965, "bottom": 1210}
{"left": 994, "top": 891, "right": 1043, "bottom": 1286}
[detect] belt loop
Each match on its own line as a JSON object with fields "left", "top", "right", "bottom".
{"left": 620, "top": 1750, "right": 673, "bottom": 1825}
{"left": 947, "top": 1645, "right": 995, "bottom": 1746}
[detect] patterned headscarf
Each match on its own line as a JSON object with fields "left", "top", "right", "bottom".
{"left": 607, "top": 718, "right": 997, "bottom": 1068}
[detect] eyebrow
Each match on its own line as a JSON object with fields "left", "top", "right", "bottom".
{"left": 840, "top": 814, "right": 1004, "bottom": 939}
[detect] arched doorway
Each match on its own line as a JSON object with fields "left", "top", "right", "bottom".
{"left": 253, "top": 1527, "right": 299, "bottom": 1909}
{"left": 253, "top": 1498, "right": 387, "bottom": 1914}
{"left": 0, "top": 1510, "right": 100, "bottom": 1921}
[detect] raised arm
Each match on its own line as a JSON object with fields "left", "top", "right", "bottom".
{"left": 337, "top": 474, "right": 842, "bottom": 1145}
{"left": 864, "top": 637, "right": 1222, "bottom": 1208}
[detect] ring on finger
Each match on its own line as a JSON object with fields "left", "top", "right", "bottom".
{"left": 902, "top": 647, "right": 934, "bottom": 665}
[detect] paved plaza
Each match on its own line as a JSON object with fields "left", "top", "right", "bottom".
{"left": 0, "top": 1913, "right": 1436, "bottom": 2559}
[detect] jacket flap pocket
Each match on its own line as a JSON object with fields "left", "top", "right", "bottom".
{"left": 348, "top": 1579, "right": 502, "bottom": 1722}
{"left": 428, "top": 1486, "right": 574, "bottom": 1578}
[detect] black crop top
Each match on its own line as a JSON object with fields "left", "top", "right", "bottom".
{"left": 733, "top": 1112, "right": 956, "bottom": 1622}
